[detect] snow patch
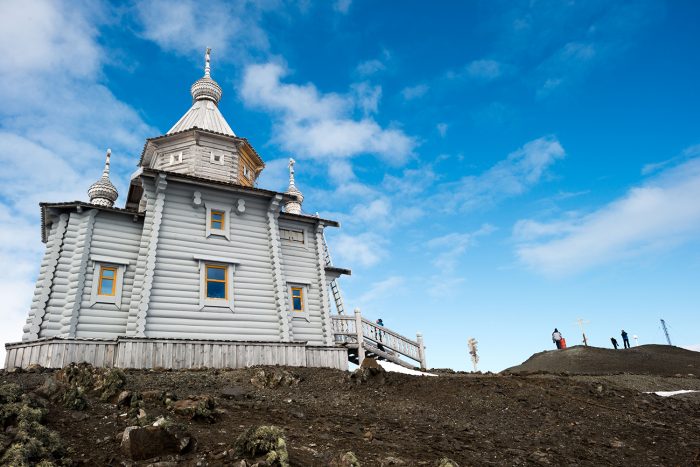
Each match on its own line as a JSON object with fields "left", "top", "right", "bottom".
{"left": 647, "top": 390, "right": 699, "bottom": 397}
{"left": 377, "top": 360, "right": 438, "bottom": 376}
{"left": 681, "top": 344, "right": 700, "bottom": 352}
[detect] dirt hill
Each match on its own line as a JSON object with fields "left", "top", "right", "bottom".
{"left": 2, "top": 362, "right": 700, "bottom": 466}
{"left": 505, "top": 344, "right": 700, "bottom": 376}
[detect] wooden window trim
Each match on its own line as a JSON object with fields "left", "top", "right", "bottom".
{"left": 205, "top": 265, "right": 227, "bottom": 300}
{"left": 98, "top": 267, "right": 117, "bottom": 296}
{"left": 291, "top": 287, "right": 304, "bottom": 312}
{"left": 210, "top": 211, "right": 224, "bottom": 231}
{"left": 89, "top": 259, "right": 127, "bottom": 310}
{"left": 204, "top": 203, "right": 231, "bottom": 240}
{"left": 196, "top": 257, "right": 237, "bottom": 312}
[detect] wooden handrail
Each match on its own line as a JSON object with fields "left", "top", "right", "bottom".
{"left": 331, "top": 311, "right": 426, "bottom": 369}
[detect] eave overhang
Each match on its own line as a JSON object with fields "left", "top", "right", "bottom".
{"left": 39, "top": 201, "right": 143, "bottom": 243}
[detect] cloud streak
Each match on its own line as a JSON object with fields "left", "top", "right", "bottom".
{"left": 240, "top": 63, "right": 417, "bottom": 174}
{"left": 514, "top": 155, "right": 700, "bottom": 276}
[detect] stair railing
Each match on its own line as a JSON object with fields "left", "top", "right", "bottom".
{"left": 331, "top": 308, "right": 426, "bottom": 369}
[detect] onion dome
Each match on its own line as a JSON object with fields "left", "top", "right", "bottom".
{"left": 88, "top": 149, "right": 118, "bottom": 207}
{"left": 284, "top": 158, "right": 304, "bottom": 215}
{"left": 167, "top": 47, "right": 235, "bottom": 136}
{"left": 190, "top": 46, "right": 223, "bottom": 106}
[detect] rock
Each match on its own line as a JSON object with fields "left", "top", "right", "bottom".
{"left": 6, "top": 367, "right": 23, "bottom": 374}
{"left": 121, "top": 425, "right": 197, "bottom": 461}
{"left": 381, "top": 457, "right": 406, "bottom": 466}
{"left": 35, "top": 377, "right": 58, "bottom": 397}
{"left": 360, "top": 358, "right": 380, "bottom": 368}
{"left": 250, "top": 370, "right": 300, "bottom": 389}
{"left": 329, "top": 451, "right": 361, "bottom": 467}
{"left": 116, "top": 390, "right": 133, "bottom": 407}
{"left": 222, "top": 386, "right": 248, "bottom": 401}
{"left": 436, "top": 459, "right": 459, "bottom": 467}
{"left": 172, "top": 395, "right": 214, "bottom": 419}
{"left": 142, "top": 390, "right": 165, "bottom": 400}
{"left": 26, "top": 364, "right": 43, "bottom": 373}
{"left": 72, "top": 411, "right": 88, "bottom": 421}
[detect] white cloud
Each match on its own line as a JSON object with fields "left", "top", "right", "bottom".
{"left": 133, "top": 0, "right": 277, "bottom": 63}
{"left": 333, "top": 0, "right": 352, "bottom": 14}
{"left": 437, "top": 123, "right": 448, "bottom": 137}
{"left": 357, "top": 59, "right": 385, "bottom": 76}
{"left": 437, "top": 135, "right": 566, "bottom": 212}
{"left": 240, "top": 62, "right": 417, "bottom": 171}
{"left": 0, "top": 0, "right": 155, "bottom": 363}
{"left": 357, "top": 276, "right": 404, "bottom": 304}
{"left": 428, "top": 223, "right": 497, "bottom": 271}
{"left": 327, "top": 232, "right": 388, "bottom": 267}
{"left": 402, "top": 84, "right": 429, "bottom": 100}
{"left": 514, "top": 155, "right": 700, "bottom": 276}
{"left": 642, "top": 144, "right": 700, "bottom": 175}
{"left": 466, "top": 59, "right": 502, "bottom": 79}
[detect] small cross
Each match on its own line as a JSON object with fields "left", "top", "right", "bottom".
{"left": 572, "top": 317, "right": 591, "bottom": 346}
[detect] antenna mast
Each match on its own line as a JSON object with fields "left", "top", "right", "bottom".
{"left": 660, "top": 319, "right": 672, "bottom": 346}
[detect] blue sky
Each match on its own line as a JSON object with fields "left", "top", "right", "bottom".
{"left": 1, "top": 0, "right": 699, "bottom": 371}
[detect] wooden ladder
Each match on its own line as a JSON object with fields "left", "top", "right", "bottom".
{"left": 321, "top": 230, "right": 346, "bottom": 315}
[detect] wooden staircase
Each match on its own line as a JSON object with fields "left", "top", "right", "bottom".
{"left": 332, "top": 309, "right": 426, "bottom": 370}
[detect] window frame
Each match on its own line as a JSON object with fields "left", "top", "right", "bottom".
{"left": 278, "top": 226, "right": 308, "bottom": 250}
{"left": 210, "top": 210, "right": 225, "bottom": 231}
{"left": 210, "top": 150, "right": 224, "bottom": 165}
{"left": 243, "top": 165, "right": 251, "bottom": 179}
{"left": 97, "top": 267, "right": 117, "bottom": 296}
{"left": 286, "top": 279, "right": 311, "bottom": 322}
{"left": 205, "top": 265, "right": 227, "bottom": 300}
{"left": 204, "top": 202, "right": 231, "bottom": 240}
{"left": 89, "top": 255, "right": 129, "bottom": 309}
{"left": 169, "top": 151, "right": 183, "bottom": 165}
{"left": 194, "top": 254, "right": 239, "bottom": 312}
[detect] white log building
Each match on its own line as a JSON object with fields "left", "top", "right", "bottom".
{"left": 5, "top": 49, "right": 427, "bottom": 371}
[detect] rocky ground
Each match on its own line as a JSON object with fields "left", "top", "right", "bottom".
{"left": 2, "top": 355, "right": 700, "bottom": 467}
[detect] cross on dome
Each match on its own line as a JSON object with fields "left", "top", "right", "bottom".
{"left": 284, "top": 157, "right": 304, "bottom": 214}
{"left": 88, "top": 149, "right": 118, "bottom": 207}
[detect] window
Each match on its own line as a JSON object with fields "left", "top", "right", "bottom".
{"left": 89, "top": 255, "right": 129, "bottom": 309}
{"left": 211, "top": 211, "right": 224, "bottom": 230}
{"left": 205, "top": 265, "right": 227, "bottom": 300}
{"left": 169, "top": 151, "right": 183, "bottom": 165}
{"left": 243, "top": 165, "right": 251, "bottom": 179}
{"left": 280, "top": 229, "right": 305, "bottom": 245}
{"left": 98, "top": 267, "right": 117, "bottom": 296}
{"left": 286, "top": 280, "right": 311, "bottom": 321}
{"left": 204, "top": 203, "right": 231, "bottom": 240}
{"left": 291, "top": 287, "right": 303, "bottom": 312}
{"left": 210, "top": 151, "right": 224, "bottom": 165}
{"left": 194, "top": 254, "right": 239, "bottom": 312}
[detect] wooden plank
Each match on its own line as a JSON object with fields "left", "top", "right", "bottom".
{"left": 95, "top": 345, "right": 104, "bottom": 367}
{"left": 155, "top": 342, "right": 163, "bottom": 368}
{"left": 105, "top": 344, "right": 115, "bottom": 368}
{"left": 202, "top": 344, "right": 211, "bottom": 368}
{"left": 7, "top": 348, "right": 18, "bottom": 369}
{"left": 264, "top": 346, "right": 272, "bottom": 366}
{"left": 52, "top": 344, "right": 63, "bottom": 368}
{"left": 165, "top": 343, "right": 173, "bottom": 369}
{"left": 45, "top": 344, "right": 54, "bottom": 368}
{"left": 135, "top": 341, "right": 145, "bottom": 369}
{"left": 246, "top": 345, "right": 254, "bottom": 367}
{"left": 38, "top": 345, "right": 49, "bottom": 367}
{"left": 87, "top": 344, "right": 97, "bottom": 366}
{"left": 123, "top": 342, "right": 133, "bottom": 369}
{"left": 193, "top": 343, "right": 201, "bottom": 368}
{"left": 176, "top": 343, "right": 184, "bottom": 370}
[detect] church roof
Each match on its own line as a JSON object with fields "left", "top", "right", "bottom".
{"left": 167, "top": 47, "right": 235, "bottom": 137}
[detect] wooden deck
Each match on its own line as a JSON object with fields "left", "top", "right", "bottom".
{"left": 4, "top": 336, "right": 348, "bottom": 371}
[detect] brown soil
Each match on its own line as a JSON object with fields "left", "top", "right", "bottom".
{"left": 3, "top": 363, "right": 700, "bottom": 467}
{"left": 506, "top": 344, "right": 700, "bottom": 376}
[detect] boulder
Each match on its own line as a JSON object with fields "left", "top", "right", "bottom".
{"left": 328, "top": 452, "right": 361, "bottom": 467}
{"left": 172, "top": 395, "right": 214, "bottom": 419}
{"left": 26, "top": 364, "right": 43, "bottom": 373}
{"left": 250, "top": 370, "right": 300, "bottom": 389}
{"left": 116, "top": 390, "right": 133, "bottom": 407}
{"left": 121, "top": 425, "right": 197, "bottom": 461}
{"left": 360, "top": 358, "right": 380, "bottom": 368}
{"left": 222, "top": 386, "right": 248, "bottom": 401}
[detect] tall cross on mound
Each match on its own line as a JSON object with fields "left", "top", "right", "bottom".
{"left": 572, "top": 317, "right": 591, "bottom": 346}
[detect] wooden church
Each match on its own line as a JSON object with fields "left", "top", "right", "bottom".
{"left": 5, "top": 49, "right": 427, "bottom": 371}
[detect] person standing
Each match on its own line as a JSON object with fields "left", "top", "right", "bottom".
{"left": 552, "top": 329, "right": 563, "bottom": 349}
{"left": 610, "top": 337, "right": 619, "bottom": 349}
{"left": 376, "top": 319, "right": 385, "bottom": 351}
{"left": 621, "top": 330, "right": 630, "bottom": 349}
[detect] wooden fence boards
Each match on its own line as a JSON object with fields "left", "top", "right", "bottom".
{"left": 4, "top": 337, "right": 348, "bottom": 370}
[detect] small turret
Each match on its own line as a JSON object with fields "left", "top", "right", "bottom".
{"left": 284, "top": 158, "right": 304, "bottom": 214}
{"left": 88, "top": 149, "right": 118, "bottom": 207}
